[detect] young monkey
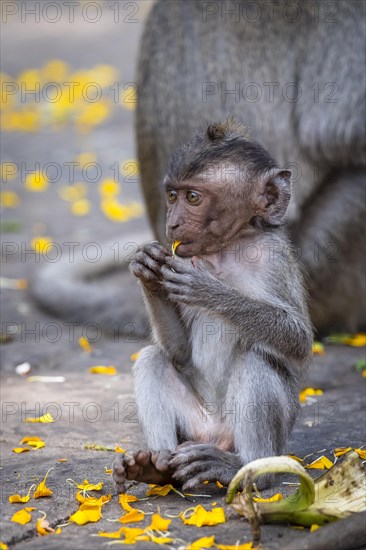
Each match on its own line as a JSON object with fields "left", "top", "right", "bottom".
{"left": 113, "top": 119, "right": 313, "bottom": 492}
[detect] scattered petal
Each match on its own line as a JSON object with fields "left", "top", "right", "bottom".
{"left": 120, "top": 509, "right": 145, "bottom": 524}
{"left": 187, "top": 536, "right": 215, "bottom": 550}
{"left": 146, "top": 513, "right": 171, "bottom": 531}
{"left": 305, "top": 455, "right": 333, "bottom": 470}
{"left": 310, "top": 524, "right": 320, "bottom": 532}
{"left": 98, "top": 529, "right": 122, "bottom": 539}
{"left": 71, "top": 198, "right": 91, "bottom": 216}
{"left": 354, "top": 449, "right": 366, "bottom": 460}
{"left": 76, "top": 491, "right": 111, "bottom": 505}
{"left": 119, "top": 494, "right": 138, "bottom": 512}
{"left": 79, "top": 336, "right": 92, "bottom": 352}
{"left": 25, "top": 413, "right": 54, "bottom": 423}
{"left": 146, "top": 484, "right": 174, "bottom": 497}
{"left": 333, "top": 447, "right": 353, "bottom": 458}
{"left": 9, "top": 484, "right": 34, "bottom": 503}
{"left": 115, "top": 445, "right": 126, "bottom": 453}
{"left": 149, "top": 534, "right": 174, "bottom": 545}
{"left": 253, "top": 493, "right": 283, "bottom": 503}
{"left": 312, "top": 341, "right": 325, "bottom": 355}
{"left": 58, "top": 183, "right": 87, "bottom": 202}
{"left": 215, "top": 481, "right": 224, "bottom": 488}
{"left": 25, "top": 172, "right": 48, "bottom": 192}
{"left": 99, "top": 178, "right": 120, "bottom": 196}
{"left": 343, "top": 333, "right": 366, "bottom": 347}
{"left": 33, "top": 468, "right": 53, "bottom": 498}
{"left": 88, "top": 365, "right": 117, "bottom": 375}
{"left": 56, "top": 458, "right": 68, "bottom": 463}
{"left": 181, "top": 505, "right": 226, "bottom": 527}
{"left": 120, "top": 527, "right": 149, "bottom": 543}
{"left": 77, "top": 479, "right": 103, "bottom": 491}
{"left": 20, "top": 436, "right": 45, "bottom": 450}
{"left": 0, "top": 191, "right": 20, "bottom": 208}
{"left": 69, "top": 503, "right": 102, "bottom": 525}
{"left": 130, "top": 352, "right": 140, "bottom": 362}
{"left": 0, "top": 542, "right": 8, "bottom": 550}
{"left": 12, "top": 447, "right": 30, "bottom": 453}
{"left": 11, "top": 507, "right": 35, "bottom": 525}
{"left": 288, "top": 454, "right": 303, "bottom": 463}
{"left": 216, "top": 544, "right": 253, "bottom": 550}
{"left": 299, "top": 387, "right": 323, "bottom": 403}
{"left": 31, "top": 237, "right": 53, "bottom": 255}
{"left": 105, "top": 467, "right": 112, "bottom": 474}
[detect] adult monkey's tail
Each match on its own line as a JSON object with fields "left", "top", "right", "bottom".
{"left": 29, "top": 230, "right": 152, "bottom": 337}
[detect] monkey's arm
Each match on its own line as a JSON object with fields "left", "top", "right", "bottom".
{"left": 161, "top": 257, "right": 312, "bottom": 362}
{"left": 130, "top": 243, "right": 192, "bottom": 366}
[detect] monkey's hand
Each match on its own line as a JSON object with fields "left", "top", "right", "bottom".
{"left": 129, "top": 242, "right": 170, "bottom": 292}
{"left": 161, "top": 256, "right": 225, "bottom": 306}
{"left": 169, "top": 442, "right": 241, "bottom": 491}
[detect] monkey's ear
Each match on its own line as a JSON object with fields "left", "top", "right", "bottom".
{"left": 256, "top": 169, "right": 291, "bottom": 225}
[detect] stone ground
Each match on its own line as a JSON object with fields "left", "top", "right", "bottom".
{"left": 1, "top": 2, "right": 365, "bottom": 549}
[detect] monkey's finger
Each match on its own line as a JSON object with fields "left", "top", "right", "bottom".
{"left": 142, "top": 242, "right": 171, "bottom": 262}
{"left": 172, "top": 459, "right": 212, "bottom": 481}
{"left": 133, "top": 251, "right": 164, "bottom": 275}
{"left": 114, "top": 481, "right": 127, "bottom": 494}
{"left": 130, "top": 261, "right": 161, "bottom": 282}
{"left": 151, "top": 450, "right": 173, "bottom": 472}
{"left": 181, "top": 469, "right": 220, "bottom": 491}
{"left": 161, "top": 266, "right": 192, "bottom": 283}
{"left": 164, "top": 256, "right": 193, "bottom": 273}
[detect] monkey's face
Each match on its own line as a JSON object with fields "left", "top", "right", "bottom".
{"left": 164, "top": 173, "right": 255, "bottom": 257}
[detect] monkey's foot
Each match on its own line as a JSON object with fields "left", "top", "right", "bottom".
{"left": 113, "top": 449, "right": 174, "bottom": 493}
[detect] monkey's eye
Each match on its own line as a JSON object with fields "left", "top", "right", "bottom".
{"left": 167, "top": 190, "right": 177, "bottom": 203}
{"left": 186, "top": 191, "right": 200, "bottom": 204}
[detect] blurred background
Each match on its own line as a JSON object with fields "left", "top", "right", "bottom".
{"left": 1, "top": 0, "right": 155, "bottom": 366}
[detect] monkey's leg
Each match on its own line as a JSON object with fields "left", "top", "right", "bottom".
{"left": 291, "top": 168, "right": 366, "bottom": 333}
{"left": 113, "top": 345, "right": 202, "bottom": 492}
{"left": 170, "top": 352, "right": 299, "bottom": 490}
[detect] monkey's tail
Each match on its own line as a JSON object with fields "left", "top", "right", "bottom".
{"left": 29, "top": 230, "right": 152, "bottom": 337}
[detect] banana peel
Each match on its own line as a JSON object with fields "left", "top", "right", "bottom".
{"left": 226, "top": 451, "right": 366, "bottom": 542}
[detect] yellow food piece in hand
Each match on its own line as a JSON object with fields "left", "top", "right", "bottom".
{"left": 172, "top": 240, "right": 182, "bottom": 255}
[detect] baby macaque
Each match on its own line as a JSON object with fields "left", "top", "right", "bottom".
{"left": 113, "top": 119, "right": 312, "bottom": 492}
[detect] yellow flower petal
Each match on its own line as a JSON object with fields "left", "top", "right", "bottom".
{"left": 25, "top": 172, "right": 48, "bottom": 192}
{"left": 42, "top": 59, "right": 68, "bottom": 82}
{"left": 105, "top": 467, "right": 112, "bottom": 474}
{"left": 9, "top": 484, "right": 34, "bottom": 503}
{"left": 88, "top": 365, "right": 117, "bottom": 375}
{"left": 172, "top": 240, "right": 182, "bottom": 255}
{"left": 146, "top": 484, "right": 174, "bottom": 497}
{"left": 0, "top": 191, "right": 20, "bottom": 208}
{"left": 187, "top": 536, "right": 215, "bottom": 550}
{"left": 33, "top": 469, "right": 53, "bottom": 498}
{"left": 215, "top": 481, "right": 224, "bottom": 488}
{"left": 216, "top": 544, "right": 253, "bottom": 550}
{"left": 69, "top": 503, "right": 102, "bottom": 525}
{"left": 98, "top": 529, "right": 123, "bottom": 538}
{"left": 58, "top": 183, "right": 87, "bottom": 202}
{"left": 354, "top": 448, "right": 366, "bottom": 460}
{"left": 181, "top": 505, "right": 226, "bottom": 527}
{"left": 305, "top": 455, "right": 333, "bottom": 470}
{"left": 119, "top": 494, "right": 138, "bottom": 512}
{"left": 0, "top": 542, "right": 9, "bottom": 549}
{"left": 333, "top": 447, "right": 353, "bottom": 457}
{"left": 299, "top": 387, "right": 323, "bottom": 403}
{"left": 147, "top": 513, "right": 171, "bottom": 532}
{"left": 130, "top": 352, "right": 140, "bottom": 362}
{"left": 310, "top": 524, "right": 320, "bottom": 532}
{"left": 288, "top": 454, "right": 303, "bottom": 463}
{"left": 77, "top": 479, "right": 103, "bottom": 491}
{"left": 312, "top": 341, "right": 325, "bottom": 354}
{"left": 57, "top": 458, "right": 68, "bottom": 463}
{"left": 79, "top": 336, "right": 92, "bottom": 352}
{"left": 99, "top": 178, "right": 120, "bottom": 196}
{"left": 12, "top": 447, "right": 30, "bottom": 453}
{"left": 71, "top": 198, "right": 91, "bottom": 216}
{"left": 120, "top": 509, "right": 145, "bottom": 524}
{"left": 149, "top": 534, "right": 174, "bottom": 545}
{"left": 19, "top": 436, "right": 45, "bottom": 450}
{"left": 76, "top": 491, "right": 111, "bottom": 505}
{"left": 115, "top": 445, "right": 126, "bottom": 453}
{"left": 31, "top": 237, "right": 53, "bottom": 255}
{"left": 344, "top": 333, "right": 366, "bottom": 347}
{"left": 11, "top": 507, "right": 35, "bottom": 525}
{"left": 119, "top": 527, "right": 149, "bottom": 544}
{"left": 25, "top": 412, "right": 54, "bottom": 423}
{"left": 253, "top": 493, "right": 283, "bottom": 503}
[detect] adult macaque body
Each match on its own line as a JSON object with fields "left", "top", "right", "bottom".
{"left": 113, "top": 121, "right": 313, "bottom": 492}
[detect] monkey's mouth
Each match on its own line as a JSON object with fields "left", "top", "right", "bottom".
{"left": 172, "top": 241, "right": 195, "bottom": 256}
